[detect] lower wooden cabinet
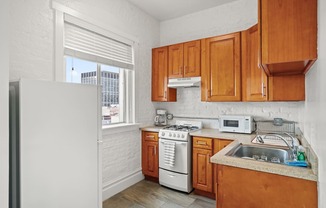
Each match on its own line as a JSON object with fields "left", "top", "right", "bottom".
{"left": 193, "top": 147, "right": 213, "bottom": 192}
{"left": 193, "top": 137, "right": 232, "bottom": 197}
{"left": 142, "top": 131, "right": 159, "bottom": 178}
{"left": 216, "top": 165, "right": 317, "bottom": 208}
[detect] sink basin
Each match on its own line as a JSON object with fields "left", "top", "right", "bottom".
{"left": 226, "top": 144, "right": 292, "bottom": 164}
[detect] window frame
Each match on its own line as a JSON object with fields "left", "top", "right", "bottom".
{"left": 53, "top": 2, "right": 137, "bottom": 127}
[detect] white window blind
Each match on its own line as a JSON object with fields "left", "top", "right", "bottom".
{"left": 64, "top": 22, "right": 134, "bottom": 69}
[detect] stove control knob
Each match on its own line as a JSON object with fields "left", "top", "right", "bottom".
{"left": 162, "top": 132, "right": 165, "bottom": 136}
{"left": 177, "top": 134, "right": 180, "bottom": 138}
{"left": 169, "top": 133, "right": 172, "bottom": 137}
{"left": 181, "top": 134, "right": 185, "bottom": 138}
{"left": 173, "top": 133, "right": 176, "bottom": 137}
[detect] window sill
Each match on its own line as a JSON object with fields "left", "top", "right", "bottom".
{"left": 102, "top": 123, "right": 140, "bottom": 136}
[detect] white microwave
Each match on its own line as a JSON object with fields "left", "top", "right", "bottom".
{"left": 219, "top": 115, "right": 255, "bottom": 134}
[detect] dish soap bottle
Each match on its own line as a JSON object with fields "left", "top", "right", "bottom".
{"left": 297, "top": 145, "right": 306, "bottom": 161}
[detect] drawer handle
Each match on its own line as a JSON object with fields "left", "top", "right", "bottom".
{"left": 196, "top": 141, "right": 208, "bottom": 145}
{"left": 146, "top": 135, "right": 155, "bottom": 139}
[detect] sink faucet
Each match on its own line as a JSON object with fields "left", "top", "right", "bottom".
{"left": 261, "top": 133, "right": 297, "bottom": 160}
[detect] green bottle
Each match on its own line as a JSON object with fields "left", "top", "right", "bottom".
{"left": 297, "top": 152, "right": 305, "bottom": 161}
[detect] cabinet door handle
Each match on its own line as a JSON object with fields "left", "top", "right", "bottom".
{"left": 262, "top": 83, "right": 267, "bottom": 97}
{"left": 154, "top": 147, "right": 156, "bottom": 155}
{"left": 164, "top": 91, "right": 167, "bottom": 98}
{"left": 196, "top": 141, "right": 207, "bottom": 146}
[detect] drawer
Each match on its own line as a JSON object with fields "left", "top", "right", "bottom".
{"left": 193, "top": 137, "right": 213, "bottom": 150}
{"left": 143, "top": 131, "right": 158, "bottom": 142}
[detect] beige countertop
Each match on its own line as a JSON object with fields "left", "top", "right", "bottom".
{"left": 140, "top": 126, "right": 165, "bottom": 133}
{"left": 191, "top": 129, "right": 318, "bottom": 181}
{"left": 140, "top": 127, "right": 318, "bottom": 181}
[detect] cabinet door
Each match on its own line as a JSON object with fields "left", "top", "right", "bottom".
{"left": 212, "top": 139, "right": 232, "bottom": 194}
{"left": 193, "top": 148, "right": 213, "bottom": 192}
{"left": 152, "top": 47, "right": 176, "bottom": 101}
{"left": 168, "top": 44, "right": 184, "bottom": 78}
{"left": 216, "top": 165, "right": 317, "bottom": 208}
{"left": 142, "top": 131, "right": 159, "bottom": 178}
{"left": 201, "top": 33, "right": 241, "bottom": 101}
{"left": 218, "top": 140, "right": 232, "bottom": 152}
{"left": 184, "top": 40, "right": 201, "bottom": 77}
{"left": 259, "top": 0, "right": 317, "bottom": 75}
{"left": 142, "top": 139, "right": 159, "bottom": 178}
{"left": 268, "top": 75, "right": 305, "bottom": 101}
{"left": 242, "top": 25, "right": 268, "bottom": 101}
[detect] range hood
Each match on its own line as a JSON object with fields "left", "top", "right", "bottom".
{"left": 168, "top": 77, "right": 201, "bottom": 88}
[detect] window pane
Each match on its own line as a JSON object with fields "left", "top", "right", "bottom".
{"left": 65, "top": 56, "right": 97, "bottom": 84}
{"left": 101, "top": 65, "right": 124, "bottom": 125}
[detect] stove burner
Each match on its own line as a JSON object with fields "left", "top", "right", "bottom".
{"left": 163, "top": 125, "right": 199, "bottom": 132}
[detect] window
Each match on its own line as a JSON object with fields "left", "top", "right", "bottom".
{"left": 62, "top": 14, "right": 135, "bottom": 126}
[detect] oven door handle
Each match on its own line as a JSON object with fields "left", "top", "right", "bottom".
{"left": 160, "top": 140, "right": 186, "bottom": 145}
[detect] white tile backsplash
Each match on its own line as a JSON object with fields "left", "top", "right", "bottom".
{"left": 155, "top": 87, "right": 304, "bottom": 129}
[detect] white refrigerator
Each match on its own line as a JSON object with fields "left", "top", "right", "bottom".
{"left": 9, "top": 79, "right": 102, "bottom": 208}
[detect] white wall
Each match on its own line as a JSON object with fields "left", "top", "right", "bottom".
{"left": 156, "top": 0, "right": 304, "bottom": 125}
{"left": 304, "top": 0, "right": 326, "bottom": 206}
{"left": 10, "top": 0, "right": 160, "bottom": 202}
{"left": 160, "top": 0, "right": 257, "bottom": 46}
{"left": 0, "top": 0, "right": 9, "bottom": 207}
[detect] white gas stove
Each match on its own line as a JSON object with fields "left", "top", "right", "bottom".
{"left": 158, "top": 120, "right": 202, "bottom": 193}
{"left": 158, "top": 120, "right": 202, "bottom": 141}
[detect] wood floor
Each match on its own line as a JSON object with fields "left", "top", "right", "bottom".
{"left": 103, "top": 180, "right": 216, "bottom": 208}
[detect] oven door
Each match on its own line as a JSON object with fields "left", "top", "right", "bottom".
{"left": 159, "top": 138, "right": 191, "bottom": 174}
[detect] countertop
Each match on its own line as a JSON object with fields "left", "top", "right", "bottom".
{"left": 193, "top": 129, "right": 318, "bottom": 182}
{"left": 140, "top": 127, "right": 318, "bottom": 181}
{"left": 141, "top": 126, "right": 165, "bottom": 132}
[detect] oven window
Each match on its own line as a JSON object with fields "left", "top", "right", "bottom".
{"left": 224, "top": 120, "right": 239, "bottom": 127}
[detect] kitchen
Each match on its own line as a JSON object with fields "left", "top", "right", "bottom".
{"left": 0, "top": 0, "right": 325, "bottom": 207}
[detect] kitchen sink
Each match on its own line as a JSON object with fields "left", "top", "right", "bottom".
{"left": 226, "top": 144, "right": 292, "bottom": 164}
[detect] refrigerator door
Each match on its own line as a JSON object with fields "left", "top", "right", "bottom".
{"left": 15, "top": 79, "right": 100, "bottom": 208}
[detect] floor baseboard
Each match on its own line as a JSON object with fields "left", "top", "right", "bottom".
{"left": 102, "top": 170, "right": 144, "bottom": 201}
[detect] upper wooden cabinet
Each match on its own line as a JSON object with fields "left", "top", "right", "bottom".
{"left": 259, "top": 0, "right": 317, "bottom": 76}
{"left": 201, "top": 33, "right": 241, "bottom": 102}
{"left": 268, "top": 75, "right": 305, "bottom": 101}
{"left": 242, "top": 25, "right": 268, "bottom": 102}
{"left": 152, "top": 47, "right": 176, "bottom": 102}
{"left": 168, "top": 40, "right": 201, "bottom": 78}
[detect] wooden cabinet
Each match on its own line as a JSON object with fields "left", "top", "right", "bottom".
{"left": 242, "top": 25, "right": 268, "bottom": 102}
{"left": 142, "top": 131, "right": 159, "bottom": 178}
{"left": 268, "top": 75, "right": 305, "bottom": 101}
{"left": 193, "top": 147, "right": 213, "bottom": 192}
{"left": 242, "top": 25, "right": 305, "bottom": 101}
{"left": 258, "top": 0, "right": 317, "bottom": 76}
{"left": 152, "top": 47, "right": 176, "bottom": 102}
{"left": 216, "top": 165, "right": 317, "bottom": 208}
{"left": 213, "top": 139, "right": 232, "bottom": 194}
{"left": 168, "top": 40, "right": 201, "bottom": 78}
{"left": 201, "top": 33, "right": 241, "bottom": 102}
{"left": 193, "top": 137, "right": 232, "bottom": 196}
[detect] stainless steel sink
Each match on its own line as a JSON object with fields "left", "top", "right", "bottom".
{"left": 226, "top": 144, "right": 291, "bottom": 164}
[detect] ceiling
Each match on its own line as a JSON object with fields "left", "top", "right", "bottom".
{"left": 126, "top": 0, "right": 239, "bottom": 21}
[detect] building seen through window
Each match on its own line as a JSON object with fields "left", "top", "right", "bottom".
{"left": 65, "top": 56, "right": 124, "bottom": 125}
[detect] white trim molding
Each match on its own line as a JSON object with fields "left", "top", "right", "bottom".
{"left": 52, "top": 1, "right": 139, "bottom": 45}
{"left": 102, "top": 123, "right": 140, "bottom": 136}
{"left": 54, "top": 10, "right": 65, "bottom": 82}
{"left": 102, "top": 169, "right": 144, "bottom": 201}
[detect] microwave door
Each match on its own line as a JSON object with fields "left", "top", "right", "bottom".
{"left": 224, "top": 120, "right": 239, "bottom": 128}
